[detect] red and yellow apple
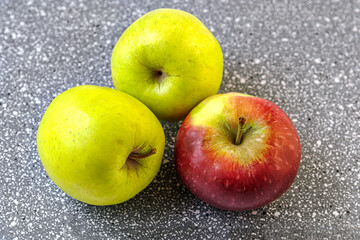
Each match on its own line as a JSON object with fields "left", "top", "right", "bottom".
{"left": 175, "top": 92, "right": 301, "bottom": 211}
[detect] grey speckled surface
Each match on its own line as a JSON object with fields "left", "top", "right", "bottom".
{"left": 1, "top": 0, "right": 359, "bottom": 239}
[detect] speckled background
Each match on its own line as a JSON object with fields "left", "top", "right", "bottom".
{"left": 1, "top": 0, "right": 359, "bottom": 239}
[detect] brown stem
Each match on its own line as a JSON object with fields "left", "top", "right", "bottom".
{"left": 235, "top": 117, "right": 246, "bottom": 145}
{"left": 128, "top": 148, "right": 157, "bottom": 161}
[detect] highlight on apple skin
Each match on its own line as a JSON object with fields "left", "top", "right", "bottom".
{"left": 174, "top": 92, "right": 301, "bottom": 211}
{"left": 37, "top": 85, "right": 165, "bottom": 206}
{"left": 111, "top": 8, "right": 223, "bottom": 121}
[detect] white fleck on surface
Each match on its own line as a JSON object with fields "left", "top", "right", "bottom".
{"left": 10, "top": 221, "right": 17, "bottom": 227}
{"left": 254, "top": 59, "right": 261, "bottom": 64}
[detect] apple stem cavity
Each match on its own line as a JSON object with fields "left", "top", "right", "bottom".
{"left": 153, "top": 68, "right": 168, "bottom": 85}
{"left": 235, "top": 117, "right": 246, "bottom": 145}
{"left": 128, "top": 148, "right": 157, "bottom": 161}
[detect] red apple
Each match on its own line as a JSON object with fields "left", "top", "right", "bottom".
{"left": 174, "top": 93, "right": 301, "bottom": 211}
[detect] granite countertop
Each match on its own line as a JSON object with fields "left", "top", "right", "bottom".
{"left": 1, "top": 0, "right": 359, "bottom": 239}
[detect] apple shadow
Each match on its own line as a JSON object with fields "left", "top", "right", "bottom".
{"left": 67, "top": 121, "right": 196, "bottom": 225}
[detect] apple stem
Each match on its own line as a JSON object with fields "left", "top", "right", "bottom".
{"left": 235, "top": 117, "right": 246, "bottom": 145}
{"left": 128, "top": 148, "right": 157, "bottom": 160}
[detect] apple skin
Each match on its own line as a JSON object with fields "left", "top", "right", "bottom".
{"left": 175, "top": 93, "right": 301, "bottom": 211}
{"left": 111, "top": 8, "right": 223, "bottom": 121}
{"left": 37, "top": 85, "right": 165, "bottom": 205}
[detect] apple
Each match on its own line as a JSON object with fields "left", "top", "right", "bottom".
{"left": 174, "top": 92, "right": 301, "bottom": 211}
{"left": 111, "top": 8, "right": 223, "bottom": 121}
{"left": 37, "top": 85, "right": 165, "bottom": 205}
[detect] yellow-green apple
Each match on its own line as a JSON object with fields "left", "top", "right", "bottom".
{"left": 111, "top": 8, "right": 223, "bottom": 121}
{"left": 175, "top": 93, "right": 301, "bottom": 211}
{"left": 37, "top": 85, "right": 165, "bottom": 205}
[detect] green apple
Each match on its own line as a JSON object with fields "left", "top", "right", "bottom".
{"left": 111, "top": 8, "right": 223, "bottom": 121}
{"left": 37, "top": 85, "right": 165, "bottom": 205}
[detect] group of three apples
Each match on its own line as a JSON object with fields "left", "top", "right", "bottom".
{"left": 37, "top": 9, "right": 301, "bottom": 211}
